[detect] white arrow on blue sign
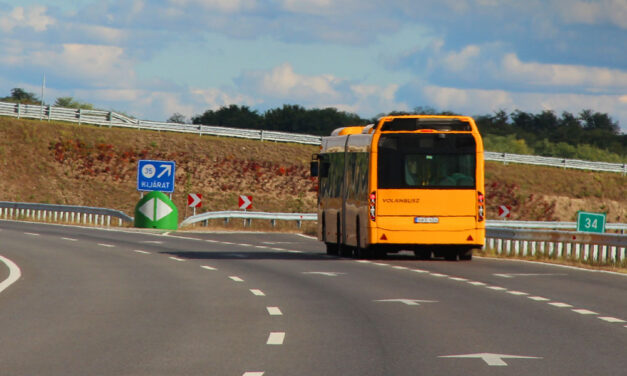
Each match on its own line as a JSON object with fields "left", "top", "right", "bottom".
{"left": 137, "top": 160, "right": 176, "bottom": 193}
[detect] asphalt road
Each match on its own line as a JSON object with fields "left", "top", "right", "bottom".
{"left": 0, "top": 220, "right": 625, "bottom": 376}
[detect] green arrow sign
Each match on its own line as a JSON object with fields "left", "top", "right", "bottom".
{"left": 576, "top": 211, "right": 606, "bottom": 234}
{"left": 134, "top": 191, "right": 178, "bottom": 230}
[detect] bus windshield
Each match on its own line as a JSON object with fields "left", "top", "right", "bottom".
{"left": 377, "top": 133, "right": 476, "bottom": 189}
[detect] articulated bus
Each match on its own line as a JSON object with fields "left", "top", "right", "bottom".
{"left": 310, "top": 115, "right": 485, "bottom": 260}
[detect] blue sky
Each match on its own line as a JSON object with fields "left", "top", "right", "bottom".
{"left": 1, "top": 0, "right": 626, "bottom": 132}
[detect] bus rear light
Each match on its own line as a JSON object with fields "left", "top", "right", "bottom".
{"left": 369, "top": 191, "right": 376, "bottom": 221}
{"left": 477, "top": 191, "right": 485, "bottom": 222}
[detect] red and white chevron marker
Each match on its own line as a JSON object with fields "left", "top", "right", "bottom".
{"left": 498, "top": 205, "right": 511, "bottom": 218}
{"left": 188, "top": 193, "right": 202, "bottom": 208}
{"left": 239, "top": 195, "right": 252, "bottom": 210}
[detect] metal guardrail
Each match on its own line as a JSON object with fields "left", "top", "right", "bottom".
{"left": 484, "top": 151, "right": 626, "bottom": 174}
{"left": 0, "top": 102, "right": 322, "bottom": 145}
{"left": 486, "top": 219, "right": 627, "bottom": 232}
{"left": 180, "top": 210, "right": 317, "bottom": 228}
{"left": 0, "top": 201, "right": 133, "bottom": 226}
{"left": 486, "top": 228, "right": 626, "bottom": 266}
{"left": 1, "top": 201, "right": 625, "bottom": 265}
{"left": 1, "top": 101, "right": 624, "bottom": 173}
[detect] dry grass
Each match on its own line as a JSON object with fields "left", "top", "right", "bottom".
{"left": 1, "top": 117, "right": 625, "bottom": 226}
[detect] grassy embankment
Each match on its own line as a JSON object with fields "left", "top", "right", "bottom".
{"left": 0, "top": 117, "right": 625, "bottom": 234}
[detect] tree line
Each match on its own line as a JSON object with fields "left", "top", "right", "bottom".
{"left": 1, "top": 88, "right": 93, "bottom": 109}
{"left": 190, "top": 104, "right": 625, "bottom": 161}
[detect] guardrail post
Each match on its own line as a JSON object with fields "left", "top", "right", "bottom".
{"left": 78, "top": 108, "right": 82, "bottom": 125}
{"left": 17, "top": 103, "right": 21, "bottom": 118}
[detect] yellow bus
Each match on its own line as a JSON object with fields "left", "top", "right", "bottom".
{"left": 311, "top": 115, "right": 485, "bottom": 260}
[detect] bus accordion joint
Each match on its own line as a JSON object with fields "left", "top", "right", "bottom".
{"left": 477, "top": 191, "right": 485, "bottom": 222}
{"left": 369, "top": 191, "right": 376, "bottom": 221}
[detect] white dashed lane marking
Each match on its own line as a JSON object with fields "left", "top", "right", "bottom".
{"left": 201, "top": 265, "right": 217, "bottom": 271}
{"left": 528, "top": 296, "right": 550, "bottom": 301}
{"left": 24, "top": 232, "right": 39, "bottom": 236}
{"left": 229, "top": 276, "right": 244, "bottom": 282}
{"left": 242, "top": 372, "right": 264, "bottom": 376}
{"left": 572, "top": 309, "right": 599, "bottom": 315}
{"left": 133, "top": 250, "right": 151, "bottom": 255}
{"left": 98, "top": 243, "right": 115, "bottom": 248}
{"left": 61, "top": 237, "right": 77, "bottom": 241}
{"left": 598, "top": 317, "right": 626, "bottom": 323}
{"left": 169, "top": 257, "right": 185, "bottom": 262}
{"left": 267, "top": 307, "right": 283, "bottom": 316}
{"left": 354, "top": 260, "right": 627, "bottom": 329}
{"left": 250, "top": 289, "right": 265, "bottom": 296}
{"left": 266, "top": 332, "right": 285, "bottom": 345}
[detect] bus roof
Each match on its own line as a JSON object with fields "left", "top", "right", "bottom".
{"left": 330, "top": 126, "right": 368, "bottom": 136}
{"left": 375, "top": 115, "right": 476, "bottom": 132}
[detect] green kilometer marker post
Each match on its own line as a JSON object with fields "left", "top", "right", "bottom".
{"left": 576, "top": 211, "right": 606, "bottom": 234}
{"left": 134, "top": 191, "right": 178, "bottom": 230}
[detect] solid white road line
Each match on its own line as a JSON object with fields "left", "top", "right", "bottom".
{"left": 250, "top": 289, "right": 265, "bottom": 296}
{"left": 229, "top": 276, "right": 244, "bottom": 282}
{"left": 267, "top": 332, "right": 285, "bottom": 345}
{"left": 267, "top": 307, "right": 283, "bottom": 316}
{"left": 0, "top": 255, "right": 21, "bottom": 294}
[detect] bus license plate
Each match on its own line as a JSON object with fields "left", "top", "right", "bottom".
{"left": 414, "top": 217, "right": 439, "bottom": 224}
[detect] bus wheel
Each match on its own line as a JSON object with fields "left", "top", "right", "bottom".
{"left": 325, "top": 242, "right": 338, "bottom": 255}
{"left": 459, "top": 248, "right": 473, "bottom": 261}
{"left": 444, "top": 251, "right": 459, "bottom": 261}
{"left": 414, "top": 249, "right": 431, "bottom": 260}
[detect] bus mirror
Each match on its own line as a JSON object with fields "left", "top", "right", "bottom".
{"left": 310, "top": 161, "right": 319, "bottom": 177}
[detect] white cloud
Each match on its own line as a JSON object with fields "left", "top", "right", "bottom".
{"left": 167, "top": 0, "right": 257, "bottom": 12}
{"left": 190, "top": 87, "right": 259, "bottom": 109}
{"left": 555, "top": 0, "right": 627, "bottom": 29}
{"left": 241, "top": 63, "right": 343, "bottom": 102}
{"left": 26, "top": 44, "right": 137, "bottom": 87}
{"left": 500, "top": 53, "right": 627, "bottom": 92}
{"left": 417, "top": 84, "right": 627, "bottom": 131}
{"left": 0, "top": 6, "right": 55, "bottom": 33}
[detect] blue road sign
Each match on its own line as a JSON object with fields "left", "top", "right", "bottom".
{"left": 137, "top": 160, "right": 176, "bottom": 193}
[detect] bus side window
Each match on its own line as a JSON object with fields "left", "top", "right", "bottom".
{"left": 320, "top": 161, "right": 330, "bottom": 178}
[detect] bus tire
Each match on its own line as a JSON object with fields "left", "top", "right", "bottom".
{"left": 459, "top": 248, "right": 473, "bottom": 261}
{"left": 355, "top": 222, "right": 371, "bottom": 259}
{"left": 325, "top": 242, "right": 338, "bottom": 255}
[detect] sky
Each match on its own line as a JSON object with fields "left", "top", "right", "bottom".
{"left": 1, "top": 0, "right": 626, "bottom": 132}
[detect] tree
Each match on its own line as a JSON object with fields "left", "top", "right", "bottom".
{"left": 2, "top": 88, "right": 39, "bottom": 104}
{"left": 192, "top": 105, "right": 262, "bottom": 129}
{"left": 54, "top": 97, "right": 94, "bottom": 110}
{"left": 167, "top": 113, "right": 187, "bottom": 124}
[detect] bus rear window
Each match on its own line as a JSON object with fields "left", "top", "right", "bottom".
{"left": 379, "top": 118, "right": 471, "bottom": 131}
{"left": 377, "top": 133, "right": 476, "bottom": 189}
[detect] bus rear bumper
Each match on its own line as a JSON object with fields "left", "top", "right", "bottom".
{"left": 370, "top": 227, "right": 485, "bottom": 248}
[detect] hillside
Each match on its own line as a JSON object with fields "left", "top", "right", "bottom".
{"left": 0, "top": 117, "right": 625, "bottom": 226}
